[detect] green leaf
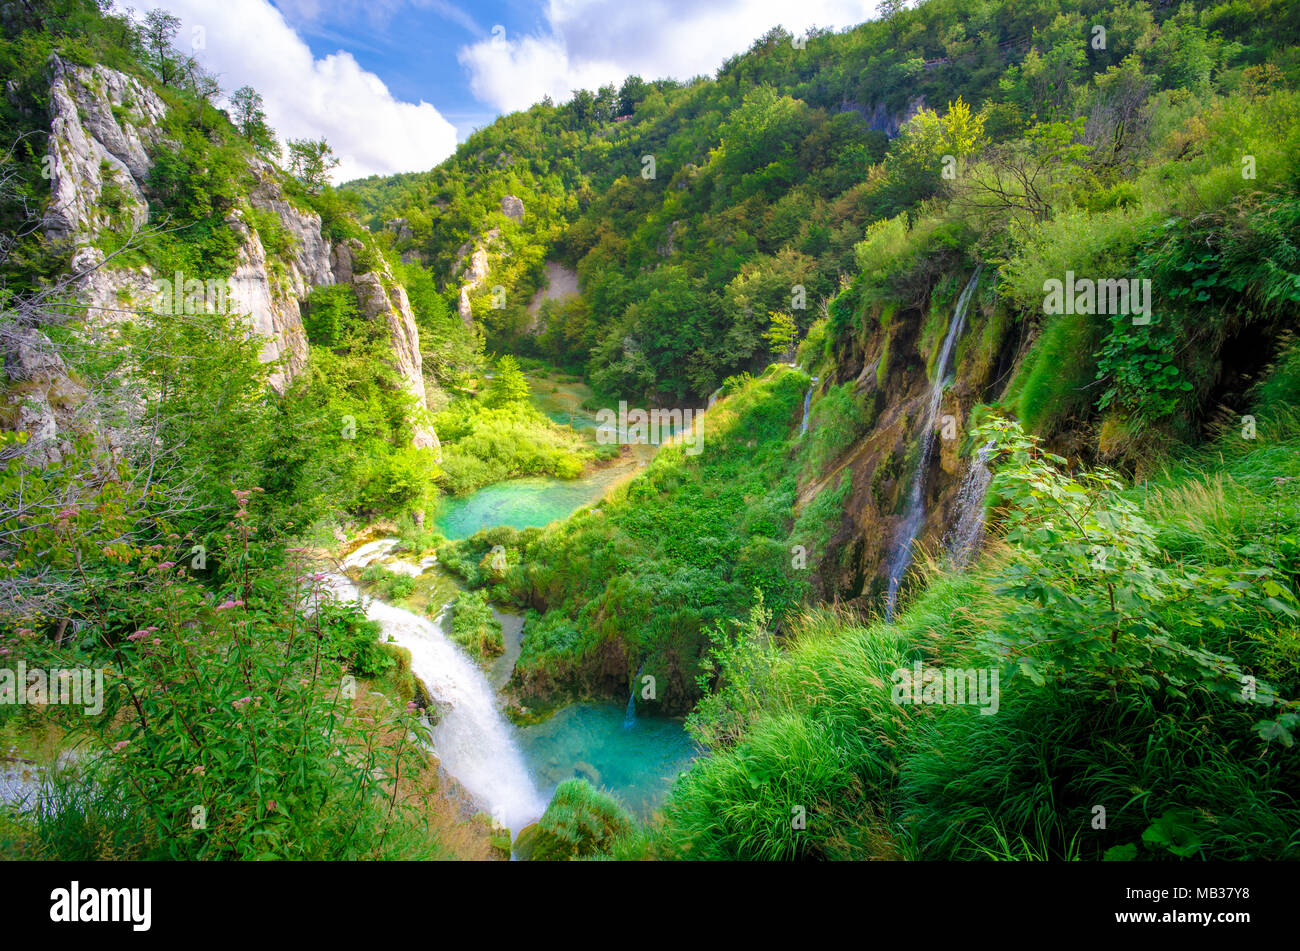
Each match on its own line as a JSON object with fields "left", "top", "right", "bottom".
{"left": 1255, "top": 719, "right": 1295, "bottom": 747}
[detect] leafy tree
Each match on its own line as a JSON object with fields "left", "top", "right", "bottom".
{"left": 486, "top": 354, "right": 529, "bottom": 406}
{"left": 762, "top": 311, "right": 797, "bottom": 360}
{"left": 286, "top": 137, "right": 340, "bottom": 193}
{"left": 138, "top": 8, "right": 181, "bottom": 87}
{"left": 229, "top": 85, "right": 279, "bottom": 157}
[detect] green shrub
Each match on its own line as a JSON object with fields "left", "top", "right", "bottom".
{"left": 519, "top": 779, "right": 633, "bottom": 861}
{"left": 449, "top": 589, "right": 504, "bottom": 663}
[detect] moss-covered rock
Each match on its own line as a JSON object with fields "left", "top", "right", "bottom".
{"left": 516, "top": 779, "right": 633, "bottom": 861}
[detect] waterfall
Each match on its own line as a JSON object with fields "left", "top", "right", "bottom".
{"left": 882, "top": 267, "right": 982, "bottom": 621}
{"left": 799, "top": 377, "right": 819, "bottom": 437}
{"left": 327, "top": 576, "right": 546, "bottom": 833}
{"left": 624, "top": 662, "right": 644, "bottom": 728}
{"left": 707, "top": 387, "right": 722, "bottom": 409}
{"left": 945, "top": 441, "right": 995, "bottom": 567}
{"left": 340, "top": 538, "right": 397, "bottom": 570}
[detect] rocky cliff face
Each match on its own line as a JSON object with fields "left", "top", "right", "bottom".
{"left": 453, "top": 195, "right": 523, "bottom": 325}
{"left": 44, "top": 54, "right": 166, "bottom": 319}
{"left": 45, "top": 54, "right": 166, "bottom": 244}
{"left": 223, "top": 156, "right": 336, "bottom": 391}
{"left": 332, "top": 240, "right": 440, "bottom": 455}
{"left": 455, "top": 231, "right": 497, "bottom": 326}
{"left": 11, "top": 55, "right": 439, "bottom": 452}
{"left": 802, "top": 266, "right": 1019, "bottom": 608}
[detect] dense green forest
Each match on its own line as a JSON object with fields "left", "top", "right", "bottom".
{"left": 1, "top": 0, "right": 1298, "bottom": 865}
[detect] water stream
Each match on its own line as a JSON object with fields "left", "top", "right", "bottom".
{"left": 341, "top": 554, "right": 696, "bottom": 829}
{"left": 883, "top": 267, "right": 982, "bottom": 621}
{"left": 331, "top": 576, "right": 547, "bottom": 832}
{"left": 799, "top": 376, "right": 819, "bottom": 437}
{"left": 350, "top": 370, "right": 701, "bottom": 833}
{"left": 945, "top": 440, "right": 995, "bottom": 567}
{"left": 624, "top": 661, "right": 644, "bottom": 728}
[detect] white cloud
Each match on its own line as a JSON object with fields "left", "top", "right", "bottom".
{"left": 275, "top": 0, "right": 484, "bottom": 37}
{"left": 459, "top": 0, "right": 884, "bottom": 114}
{"left": 118, "top": 0, "right": 459, "bottom": 181}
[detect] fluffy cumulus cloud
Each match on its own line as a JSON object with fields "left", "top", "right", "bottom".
{"left": 117, "top": 0, "right": 459, "bottom": 181}
{"left": 459, "top": 0, "right": 882, "bottom": 114}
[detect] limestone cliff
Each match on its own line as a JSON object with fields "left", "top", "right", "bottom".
{"left": 332, "top": 240, "right": 440, "bottom": 455}
{"left": 9, "top": 55, "right": 439, "bottom": 453}
{"left": 453, "top": 195, "right": 522, "bottom": 325}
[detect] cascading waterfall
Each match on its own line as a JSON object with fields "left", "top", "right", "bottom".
{"left": 707, "top": 386, "right": 723, "bottom": 409}
{"left": 326, "top": 574, "right": 546, "bottom": 833}
{"left": 882, "top": 267, "right": 982, "bottom": 621}
{"left": 624, "top": 661, "right": 645, "bottom": 729}
{"left": 945, "top": 440, "right": 995, "bottom": 567}
{"left": 799, "top": 377, "right": 819, "bottom": 437}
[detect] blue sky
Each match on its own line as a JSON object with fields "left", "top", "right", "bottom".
{"left": 272, "top": 0, "right": 515, "bottom": 139}
{"left": 119, "top": 0, "right": 886, "bottom": 180}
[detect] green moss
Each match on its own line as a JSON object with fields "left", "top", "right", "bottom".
{"left": 521, "top": 779, "right": 633, "bottom": 861}
{"left": 448, "top": 589, "right": 504, "bottom": 664}
{"left": 876, "top": 331, "right": 892, "bottom": 389}
{"left": 1005, "top": 313, "right": 1101, "bottom": 434}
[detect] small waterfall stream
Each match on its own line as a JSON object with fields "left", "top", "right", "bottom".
{"left": 624, "top": 662, "right": 645, "bottom": 728}
{"left": 883, "top": 267, "right": 982, "bottom": 621}
{"left": 799, "top": 377, "right": 819, "bottom": 437}
{"left": 945, "top": 441, "right": 995, "bottom": 567}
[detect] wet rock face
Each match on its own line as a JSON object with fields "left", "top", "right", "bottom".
{"left": 809, "top": 276, "right": 1006, "bottom": 609}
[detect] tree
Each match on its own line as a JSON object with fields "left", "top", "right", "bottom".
{"left": 878, "top": 96, "right": 987, "bottom": 213}
{"left": 880, "top": 0, "right": 908, "bottom": 42}
{"left": 286, "top": 137, "right": 340, "bottom": 193}
{"left": 139, "top": 9, "right": 181, "bottom": 87}
{"left": 230, "top": 85, "right": 279, "bottom": 157}
{"left": 617, "top": 75, "right": 648, "bottom": 116}
{"left": 763, "top": 311, "right": 797, "bottom": 360}
{"left": 486, "top": 354, "right": 529, "bottom": 406}
{"left": 957, "top": 118, "right": 1088, "bottom": 223}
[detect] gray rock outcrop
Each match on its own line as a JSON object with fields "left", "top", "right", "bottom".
{"left": 332, "top": 241, "right": 440, "bottom": 454}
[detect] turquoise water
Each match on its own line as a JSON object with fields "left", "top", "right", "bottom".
{"left": 434, "top": 468, "right": 631, "bottom": 540}
{"left": 516, "top": 703, "right": 699, "bottom": 819}
{"left": 429, "top": 369, "right": 701, "bottom": 821}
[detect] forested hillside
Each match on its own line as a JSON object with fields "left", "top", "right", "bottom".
{"left": 2, "top": 0, "right": 1298, "bottom": 865}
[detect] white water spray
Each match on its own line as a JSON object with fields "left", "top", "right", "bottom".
{"left": 945, "top": 440, "right": 995, "bottom": 567}
{"left": 328, "top": 573, "right": 545, "bottom": 833}
{"left": 799, "top": 377, "right": 819, "bottom": 437}
{"left": 883, "top": 267, "right": 982, "bottom": 621}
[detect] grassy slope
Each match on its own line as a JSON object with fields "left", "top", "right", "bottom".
{"left": 645, "top": 384, "right": 1300, "bottom": 861}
